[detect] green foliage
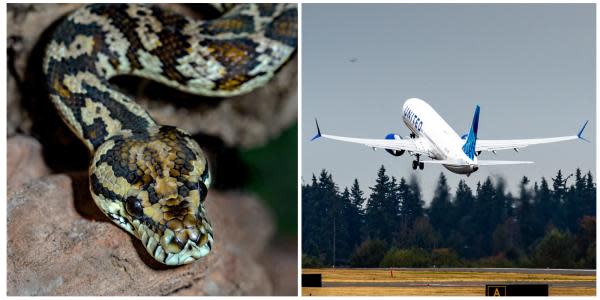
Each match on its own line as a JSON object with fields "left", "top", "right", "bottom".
{"left": 302, "top": 167, "right": 596, "bottom": 268}
{"left": 576, "top": 216, "right": 596, "bottom": 268}
{"left": 364, "top": 166, "right": 399, "bottom": 243}
{"left": 380, "top": 248, "right": 430, "bottom": 267}
{"left": 349, "top": 239, "right": 387, "bottom": 267}
{"left": 431, "top": 248, "right": 461, "bottom": 267}
{"left": 428, "top": 173, "right": 453, "bottom": 241}
{"left": 531, "top": 229, "right": 577, "bottom": 268}
{"left": 403, "top": 217, "right": 439, "bottom": 250}
{"left": 473, "top": 253, "right": 515, "bottom": 268}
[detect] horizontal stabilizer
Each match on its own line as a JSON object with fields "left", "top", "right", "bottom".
{"left": 422, "top": 160, "right": 533, "bottom": 165}
{"left": 421, "top": 160, "right": 465, "bottom": 165}
{"left": 477, "top": 160, "right": 534, "bottom": 165}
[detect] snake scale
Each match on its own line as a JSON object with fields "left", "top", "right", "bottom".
{"left": 43, "top": 3, "right": 297, "bottom": 265}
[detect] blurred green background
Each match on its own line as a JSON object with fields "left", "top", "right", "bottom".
{"left": 240, "top": 123, "right": 298, "bottom": 236}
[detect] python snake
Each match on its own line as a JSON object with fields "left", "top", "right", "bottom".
{"left": 43, "top": 4, "right": 297, "bottom": 265}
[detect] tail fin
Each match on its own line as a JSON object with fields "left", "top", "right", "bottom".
{"left": 462, "top": 105, "right": 480, "bottom": 160}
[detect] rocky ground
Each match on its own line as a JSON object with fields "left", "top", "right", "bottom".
{"left": 7, "top": 136, "right": 297, "bottom": 296}
{"left": 7, "top": 4, "right": 298, "bottom": 296}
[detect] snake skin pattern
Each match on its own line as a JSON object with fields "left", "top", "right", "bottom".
{"left": 43, "top": 3, "right": 297, "bottom": 265}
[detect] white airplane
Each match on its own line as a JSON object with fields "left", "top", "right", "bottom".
{"left": 311, "top": 98, "right": 589, "bottom": 176}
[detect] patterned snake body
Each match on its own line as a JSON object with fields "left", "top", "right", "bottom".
{"left": 43, "top": 4, "right": 297, "bottom": 265}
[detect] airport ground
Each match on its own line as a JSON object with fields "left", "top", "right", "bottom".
{"left": 302, "top": 268, "right": 596, "bottom": 296}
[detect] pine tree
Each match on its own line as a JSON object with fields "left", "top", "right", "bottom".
{"left": 451, "top": 180, "right": 477, "bottom": 258}
{"left": 365, "top": 165, "right": 396, "bottom": 244}
{"left": 301, "top": 175, "right": 319, "bottom": 258}
{"left": 315, "top": 170, "right": 340, "bottom": 265}
{"left": 584, "top": 171, "right": 596, "bottom": 217}
{"left": 333, "top": 188, "right": 353, "bottom": 265}
{"left": 552, "top": 169, "right": 569, "bottom": 229}
{"left": 397, "top": 177, "right": 417, "bottom": 228}
{"left": 473, "top": 177, "right": 497, "bottom": 257}
{"left": 428, "top": 173, "right": 452, "bottom": 245}
{"left": 516, "top": 176, "right": 534, "bottom": 249}
{"left": 348, "top": 178, "right": 366, "bottom": 250}
{"left": 532, "top": 177, "right": 554, "bottom": 238}
{"left": 564, "top": 168, "right": 586, "bottom": 232}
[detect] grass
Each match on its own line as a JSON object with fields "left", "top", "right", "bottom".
{"left": 302, "top": 268, "right": 596, "bottom": 296}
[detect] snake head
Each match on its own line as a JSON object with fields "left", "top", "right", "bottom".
{"left": 90, "top": 126, "right": 213, "bottom": 265}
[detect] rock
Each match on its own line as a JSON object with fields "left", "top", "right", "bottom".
{"left": 260, "top": 237, "right": 299, "bottom": 295}
{"left": 7, "top": 3, "right": 297, "bottom": 148}
{"left": 7, "top": 4, "right": 80, "bottom": 136}
{"left": 7, "top": 135, "right": 51, "bottom": 194}
{"left": 8, "top": 174, "right": 280, "bottom": 295}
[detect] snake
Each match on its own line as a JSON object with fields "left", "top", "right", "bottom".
{"left": 43, "top": 3, "right": 297, "bottom": 265}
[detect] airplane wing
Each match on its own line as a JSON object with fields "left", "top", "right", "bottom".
{"left": 310, "top": 119, "right": 431, "bottom": 155}
{"left": 476, "top": 121, "right": 589, "bottom": 152}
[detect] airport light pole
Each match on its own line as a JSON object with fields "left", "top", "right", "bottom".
{"left": 332, "top": 211, "right": 336, "bottom": 268}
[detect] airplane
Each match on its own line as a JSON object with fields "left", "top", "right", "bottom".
{"left": 311, "top": 98, "right": 589, "bottom": 176}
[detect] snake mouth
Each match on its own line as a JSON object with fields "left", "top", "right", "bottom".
{"left": 133, "top": 220, "right": 213, "bottom": 265}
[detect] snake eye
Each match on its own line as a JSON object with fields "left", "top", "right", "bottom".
{"left": 198, "top": 181, "right": 208, "bottom": 203}
{"left": 125, "top": 196, "right": 144, "bottom": 217}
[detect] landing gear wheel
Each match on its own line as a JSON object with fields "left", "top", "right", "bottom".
{"left": 412, "top": 161, "right": 418, "bottom": 170}
{"left": 419, "top": 162, "right": 424, "bottom": 170}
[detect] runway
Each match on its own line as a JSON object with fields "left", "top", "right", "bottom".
{"left": 353, "top": 267, "right": 595, "bottom": 275}
{"left": 302, "top": 268, "right": 596, "bottom": 296}
{"left": 325, "top": 280, "right": 595, "bottom": 288}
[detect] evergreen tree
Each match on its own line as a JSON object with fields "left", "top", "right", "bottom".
{"left": 301, "top": 174, "right": 320, "bottom": 257}
{"left": 302, "top": 167, "right": 595, "bottom": 268}
{"left": 472, "top": 177, "right": 497, "bottom": 257}
{"left": 551, "top": 169, "right": 569, "bottom": 228}
{"left": 563, "top": 168, "right": 589, "bottom": 232}
{"left": 532, "top": 177, "right": 554, "bottom": 239}
{"left": 517, "top": 176, "right": 534, "bottom": 248}
{"left": 399, "top": 177, "right": 423, "bottom": 229}
{"left": 584, "top": 171, "right": 596, "bottom": 217}
{"left": 428, "top": 173, "right": 453, "bottom": 244}
{"left": 315, "top": 170, "right": 340, "bottom": 265}
{"left": 333, "top": 188, "right": 353, "bottom": 265}
{"left": 365, "top": 165, "right": 397, "bottom": 243}
{"left": 451, "top": 180, "right": 477, "bottom": 257}
{"left": 385, "top": 176, "right": 401, "bottom": 241}
{"left": 348, "top": 178, "right": 366, "bottom": 250}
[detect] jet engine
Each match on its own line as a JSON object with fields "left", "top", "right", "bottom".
{"left": 384, "top": 133, "right": 405, "bottom": 156}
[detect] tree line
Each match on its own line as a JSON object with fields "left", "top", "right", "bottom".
{"left": 302, "top": 166, "right": 595, "bottom": 268}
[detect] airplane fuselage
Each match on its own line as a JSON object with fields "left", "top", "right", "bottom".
{"left": 312, "top": 97, "right": 585, "bottom": 176}
{"left": 402, "top": 98, "right": 479, "bottom": 174}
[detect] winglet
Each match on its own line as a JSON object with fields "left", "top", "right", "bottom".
{"left": 578, "top": 120, "right": 590, "bottom": 142}
{"left": 311, "top": 118, "right": 322, "bottom": 141}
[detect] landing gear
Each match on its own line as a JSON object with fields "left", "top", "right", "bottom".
{"left": 409, "top": 133, "right": 416, "bottom": 139}
{"left": 412, "top": 154, "right": 424, "bottom": 170}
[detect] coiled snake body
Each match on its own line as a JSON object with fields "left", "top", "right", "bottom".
{"left": 43, "top": 4, "right": 297, "bottom": 265}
